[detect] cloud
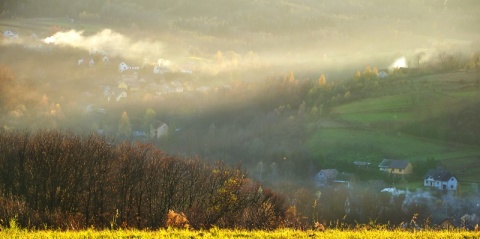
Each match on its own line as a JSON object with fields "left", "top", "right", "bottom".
{"left": 43, "top": 29, "right": 164, "bottom": 63}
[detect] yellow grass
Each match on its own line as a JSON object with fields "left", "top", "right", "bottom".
{"left": 1, "top": 228, "right": 479, "bottom": 239}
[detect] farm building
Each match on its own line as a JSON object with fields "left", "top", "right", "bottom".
{"left": 314, "top": 169, "right": 339, "bottom": 187}
{"left": 378, "top": 159, "right": 413, "bottom": 175}
{"left": 150, "top": 121, "right": 169, "bottom": 139}
{"left": 423, "top": 168, "right": 457, "bottom": 191}
{"left": 436, "top": 218, "right": 457, "bottom": 230}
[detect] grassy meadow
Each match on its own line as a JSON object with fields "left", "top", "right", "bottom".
{"left": 1, "top": 228, "right": 480, "bottom": 239}
{"left": 309, "top": 71, "right": 480, "bottom": 184}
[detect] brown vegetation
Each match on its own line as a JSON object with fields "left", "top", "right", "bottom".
{"left": 0, "top": 130, "right": 290, "bottom": 230}
{"left": 166, "top": 210, "right": 189, "bottom": 229}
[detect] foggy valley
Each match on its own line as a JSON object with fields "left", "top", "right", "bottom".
{"left": 1, "top": 0, "right": 480, "bottom": 231}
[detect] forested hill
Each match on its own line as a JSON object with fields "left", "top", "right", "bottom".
{"left": 2, "top": 0, "right": 480, "bottom": 55}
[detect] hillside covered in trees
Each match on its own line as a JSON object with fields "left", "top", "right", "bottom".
{"left": 0, "top": 130, "right": 291, "bottom": 230}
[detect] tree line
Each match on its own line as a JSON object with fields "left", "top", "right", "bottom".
{"left": 0, "top": 130, "right": 289, "bottom": 230}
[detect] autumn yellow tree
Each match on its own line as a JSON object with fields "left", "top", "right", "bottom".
{"left": 118, "top": 111, "right": 132, "bottom": 138}
{"left": 364, "top": 65, "right": 378, "bottom": 80}
{"left": 364, "top": 65, "right": 372, "bottom": 75}
{"left": 318, "top": 74, "right": 326, "bottom": 86}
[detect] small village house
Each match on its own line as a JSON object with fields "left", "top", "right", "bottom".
{"left": 378, "top": 70, "right": 389, "bottom": 79}
{"left": 378, "top": 159, "right": 413, "bottom": 175}
{"left": 118, "top": 62, "right": 140, "bottom": 73}
{"left": 102, "top": 56, "right": 109, "bottom": 64}
{"left": 437, "top": 218, "right": 456, "bottom": 230}
{"left": 150, "top": 121, "right": 169, "bottom": 139}
{"left": 423, "top": 168, "right": 458, "bottom": 191}
{"left": 3, "top": 30, "right": 18, "bottom": 39}
{"left": 314, "top": 169, "right": 339, "bottom": 187}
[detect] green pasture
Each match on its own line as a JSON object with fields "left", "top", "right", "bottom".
{"left": 314, "top": 84, "right": 480, "bottom": 182}
{"left": 448, "top": 90, "right": 480, "bottom": 100}
{"left": 308, "top": 127, "right": 480, "bottom": 165}
{"left": 415, "top": 71, "right": 480, "bottom": 83}
{"left": 441, "top": 156, "right": 480, "bottom": 183}
{"left": 339, "top": 111, "right": 412, "bottom": 124}
{"left": 335, "top": 94, "right": 417, "bottom": 114}
{"left": 334, "top": 87, "right": 480, "bottom": 126}
{"left": 339, "top": 90, "right": 467, "bottom": 114}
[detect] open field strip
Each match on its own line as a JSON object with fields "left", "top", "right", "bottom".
{"left": 308, "top": 127, "right": 480, "bottom": 162}
{"left": 1, "top": 228, "right": 480, "bottom": 239}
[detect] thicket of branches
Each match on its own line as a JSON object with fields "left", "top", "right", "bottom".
{"left": 0, "top": 130, "right": 288, "bottom": 230}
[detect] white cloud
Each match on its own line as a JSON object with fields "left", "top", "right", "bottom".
{"left": 43, "top": 29, "right": 164, "bottom": 62}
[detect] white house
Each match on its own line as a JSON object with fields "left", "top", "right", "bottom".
{"left": 102, "top": 56, "right": 109, "bottom": 64}
{"left": 378, "top": 71, "right": 389, "bottom": 79}
{"left": 119, "top": 62, "right": 129, "bottom": 72}
{"left": 3, "top": 30, "right": 18, "bottom": 40}
{"left": 423, "top": 168, "right": 457, "bottom": 191}
{"left": 150, "top": 121, "right": 169, "bottom": 139}
{"left": 118, "top": 62, "right": 140, "bottom": 73}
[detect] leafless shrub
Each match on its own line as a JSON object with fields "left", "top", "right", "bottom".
{"left": 166, "top": 210, "right": 189, "bottom": 229}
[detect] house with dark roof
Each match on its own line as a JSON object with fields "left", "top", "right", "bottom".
{"left": 378, "top": 159, "right": 392, "bottom": 172}
{"left": 378, "top": 159, "right": 413, "bottom": 175}
{"left": 423, "top": 168, "right": 457, "bottom": 191}
{"left": 314, "top": 169, "right": 339, "bottom": 187}
{"left": 436, "top": 218, "right": 458, "bottom": 230}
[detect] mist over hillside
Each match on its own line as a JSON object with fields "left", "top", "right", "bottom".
{"left": 2, "top": 0, "right": 480, "bottom": 176}
{"left": 2, "top": 0, "right": 480, "bottom": 73}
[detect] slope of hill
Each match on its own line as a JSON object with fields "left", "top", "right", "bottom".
{"left": 313, "top": 71, "right": 480, "bottom": 183}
